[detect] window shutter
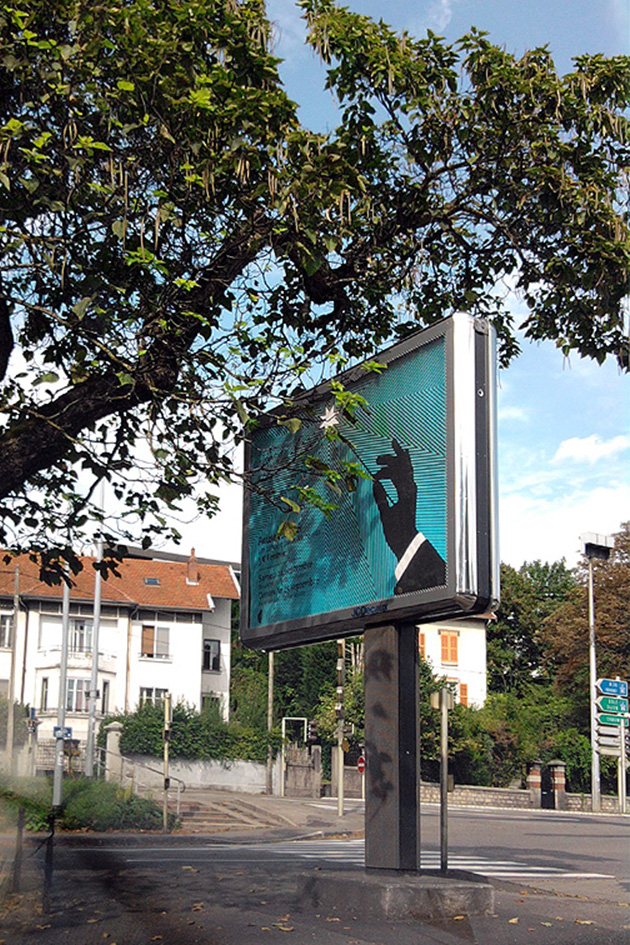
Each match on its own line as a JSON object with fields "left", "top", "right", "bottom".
{"left": 459, "top": 682, "right": 468, "bottom": 707}
{"left": 141, "top": 625, "right": 154, "bottom": 657}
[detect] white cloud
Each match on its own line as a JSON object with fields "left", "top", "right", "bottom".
{"left": 552, "top": 434, "right": 630, "bottom": 465}
{"left": 499, "top": 482, "right": 630, "bottom": 568}
{"left": 427, "top": 0, "right": 454, "bottom": 31}
{"left": 498, "top": 405, "right": 528, "bottom": 423}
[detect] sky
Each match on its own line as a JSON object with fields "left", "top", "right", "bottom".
{"left": 160, "top": 0, "right": 630, "bottom": 571}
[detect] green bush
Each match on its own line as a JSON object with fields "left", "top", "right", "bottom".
{"left": 1, "top": 775, "right": 169, "bottom": 832}
{"left": 61, "top": 779, "right": 168, "bottom": 831}
{"left": 99, "top": 702, "right": 280, "bottom": 765}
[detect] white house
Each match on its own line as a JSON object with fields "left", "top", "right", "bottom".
{"left": 0, "top": 549, "right": 239, "bottom": 768}
{"left": 419, "top": 614, "right": 489, "bottom": 707}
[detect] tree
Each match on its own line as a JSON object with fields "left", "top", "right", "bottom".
{"left": 543, "top": 522, "right": 630, "bottom": 721}
{"left": 1, "top": 0, "right": 629, "bottom": 576}
{"left": 487, "top": 560, "right": 575, "bottom": 693}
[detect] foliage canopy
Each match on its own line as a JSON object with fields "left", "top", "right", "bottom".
{"left": 1, "top": 0, "right": 629, "bottom": 574}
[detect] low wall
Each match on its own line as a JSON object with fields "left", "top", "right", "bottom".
{"left": 126, "top": 754, "right": 283, "bottom": 795}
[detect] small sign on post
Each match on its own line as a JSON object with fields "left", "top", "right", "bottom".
{"left": 597, "top": 678, "right": 628, "bottom": 698}
{"left": 53, "top": 726, "right": 72, "bottom": 740}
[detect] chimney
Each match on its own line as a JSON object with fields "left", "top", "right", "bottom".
{"left": 187, "top": 548, "right": 200, "bottom": 585}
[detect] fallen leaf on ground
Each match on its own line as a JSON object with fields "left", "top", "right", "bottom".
{"left": 181, "top": 866, "right": 198, "bottom": 873}
{"left": 35, "top": 925, "right": 51, "bottom": 930}
{"left": 453, "top": 915, "right": 465, "bottom": 921}
{"left": 326, "top": 917, "right": 341, "bottom": 922}
{"left": 87, "top": 918, "right": 100, "bottom": 924}
{"left": 541, "top": 922, "right": 552, "bottom": 927}
{"left": 192, "top": 903, "right": 204, "bottom": 912}
{"left": 575, "top": 920, "right": 593, "bottom": 925}
{"left": 508, "top": 917, "right": 519, "bottom": 924}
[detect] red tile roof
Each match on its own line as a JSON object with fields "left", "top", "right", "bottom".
{"left": 0, "top": 553, "right": 239, "bottom": 611}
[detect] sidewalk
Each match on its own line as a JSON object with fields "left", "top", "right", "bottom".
{"left": 1, "top": 792, "right": 629, "bottom": 945}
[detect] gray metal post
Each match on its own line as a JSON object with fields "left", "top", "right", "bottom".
{"left": 163, "top": 693, "right": 172, "bottom": 832}
{"left": 440, "top": 687, "right": 449, "bottom": 872}
{"left": 85, "top": 535, "right": 103, "bottom": 777}
{"left": 266, "top": 651, "right": 274, "bottom": 794}
{"left": 588, "top": 558, "right": 601, "bottom": 812}
{"left": 336, "top": 638, "right": 345, "bottom": 818}
{"left": 52, "top": 578, "right": 71, "bottom": 809}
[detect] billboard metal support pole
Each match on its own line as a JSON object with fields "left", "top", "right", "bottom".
{"left": 365, "top": 622, "right": 420, "bottom": 872}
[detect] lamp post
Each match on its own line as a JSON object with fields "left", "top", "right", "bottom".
{"left": 581, "top": 532, "right": 614, "bottom": 814}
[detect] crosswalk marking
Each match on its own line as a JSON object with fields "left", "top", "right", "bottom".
{"left": 111, "top": 838, "right": 614, "bottom": 881}
{"left": 224, "top": 839, "right": 614, "bottom": 880}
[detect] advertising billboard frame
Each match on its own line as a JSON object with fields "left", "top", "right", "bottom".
{"left": 240, "top": 312, "right": 498, "bottom": 650}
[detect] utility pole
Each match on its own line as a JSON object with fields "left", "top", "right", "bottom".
{"left": 53, "top": 577, "right": 71, "bottom": 810}
{"left": 85, "top": 532, "right": 103, "bottom": 777}
{"left": 581, "top": 532, "right": 614, "bottom": 814}
{"left": 6, "top": 566, "right": 20, "bottom": 768}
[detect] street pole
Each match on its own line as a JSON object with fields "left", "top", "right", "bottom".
{"left": 587, "top": 558, "right": 601, "bottom": 813}
{"left": 6, "top": 566, "right": 20, "bottom": 769}
{"left": 266, "top": 651, "right": 274, "bottom": 795}
{"left": 53, "top": 577, "right": 71, "bottom": 810}
{"left": 440, "top": 687, "right": 449, "bottom": 872}
{"left": 163, "top": 692, "right": 172, "bottom": 833}
{"left": 85, "top": 531, "right": 103, "bottom": 777}
{"left": 336, "top": 638, "right": 345, "bottom": 818}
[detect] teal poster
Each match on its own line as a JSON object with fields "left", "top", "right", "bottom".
{"left": 247, "top": 335, "right": 447, "bottom": 630}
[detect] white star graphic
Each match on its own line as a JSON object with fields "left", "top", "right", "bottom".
{"left": 319, "top": 403, "right": 340, "bottom": 430}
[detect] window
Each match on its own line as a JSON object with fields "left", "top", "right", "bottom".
{"left": 0, "top": 614, "right": 12, "bottom": 649}
{"left": 144, "top": 577, "right": 161, "bottom": 586}
{"left": 418, "top": 631, "right": 426, "bottom": 661}
{"left": 203, "top": 639, "right": 221, "bottom": 672}
{"left": 101, "top": 680, "right": 110, "bottom": 715}
{"left": 139, "top": 687, "right": 168, "bottom": 706}
{"left": 40, "top": 677, "right": 48, "bottom": 711}
{"left": 70, "top": 618, "right": 93, "bottom": 654}
{"left": 66, "top": 678, "right": 91, "bottom": 712}
{"left": 440, "top": 631, "right": 458, "bottom": 665}
{"left": 140, "top": 624, "right": 169, "bottom": 659}
{"left": 459, "top": 682, "right": 469, "bottom": 707}
{"left": 201, "top": 694, "right": 221, "bottom": 716}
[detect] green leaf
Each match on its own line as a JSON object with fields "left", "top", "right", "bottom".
{"left": 33, "top": 372, "right": 59, "bottom": 386}
{"left": 278, "top": 417, "right": 302, "bottom": 434}
{"left": 117, "top": 79, "right": 136, "bottom": 91}
{"left": 280, "top": 496, "right": 301, "bottom": 513}
{"left": 277, "top": 520, "right": 298, "bottom": 541}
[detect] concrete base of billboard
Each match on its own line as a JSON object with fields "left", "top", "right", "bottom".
{"left": 296, "top": 868, "right": 494, "bottom": 920}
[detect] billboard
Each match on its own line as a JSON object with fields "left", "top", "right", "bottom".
{"left": 241, "top": 313, "right": 498, "bottom": 650}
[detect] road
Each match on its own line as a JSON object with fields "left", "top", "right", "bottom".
{"left": 4, "top": 803, "right": 628, "bottom": 945}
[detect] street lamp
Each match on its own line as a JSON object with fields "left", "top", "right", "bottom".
{"left": 581, "top": 532, "right": 614, "bottom": 813}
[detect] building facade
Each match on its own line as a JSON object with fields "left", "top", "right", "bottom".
{"left": 419, "top": 615, "right": 489, "bottom": 707}
{"left": 0, "top": 549, "right": 240, "bottom": 761}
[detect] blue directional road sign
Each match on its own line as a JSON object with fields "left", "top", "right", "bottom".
{"left": 53, "top": 726, "right": 72, "bottom": 739}
{"left": 597, "top": 678, "right": 628, "bottom": 698}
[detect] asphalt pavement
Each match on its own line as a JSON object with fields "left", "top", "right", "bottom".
{"left": 1, "top": 793, "right": 629, "bottom": 945}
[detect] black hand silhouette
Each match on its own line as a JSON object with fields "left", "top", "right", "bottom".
{"left": 373, "top": 439, "right": 418, "bottom": 559}
{"left": 373, "top": 438, "right": 446, "bottom": 592}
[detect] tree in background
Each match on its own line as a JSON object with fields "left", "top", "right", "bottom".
{"left": 543, "top": 522, "right": 630, "bottom": 725}
{"left": 1, "top": 0, "right": 629, "bottom": 578}
{"left": 487, "top": 560, "right": 575, "bottom": 693}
